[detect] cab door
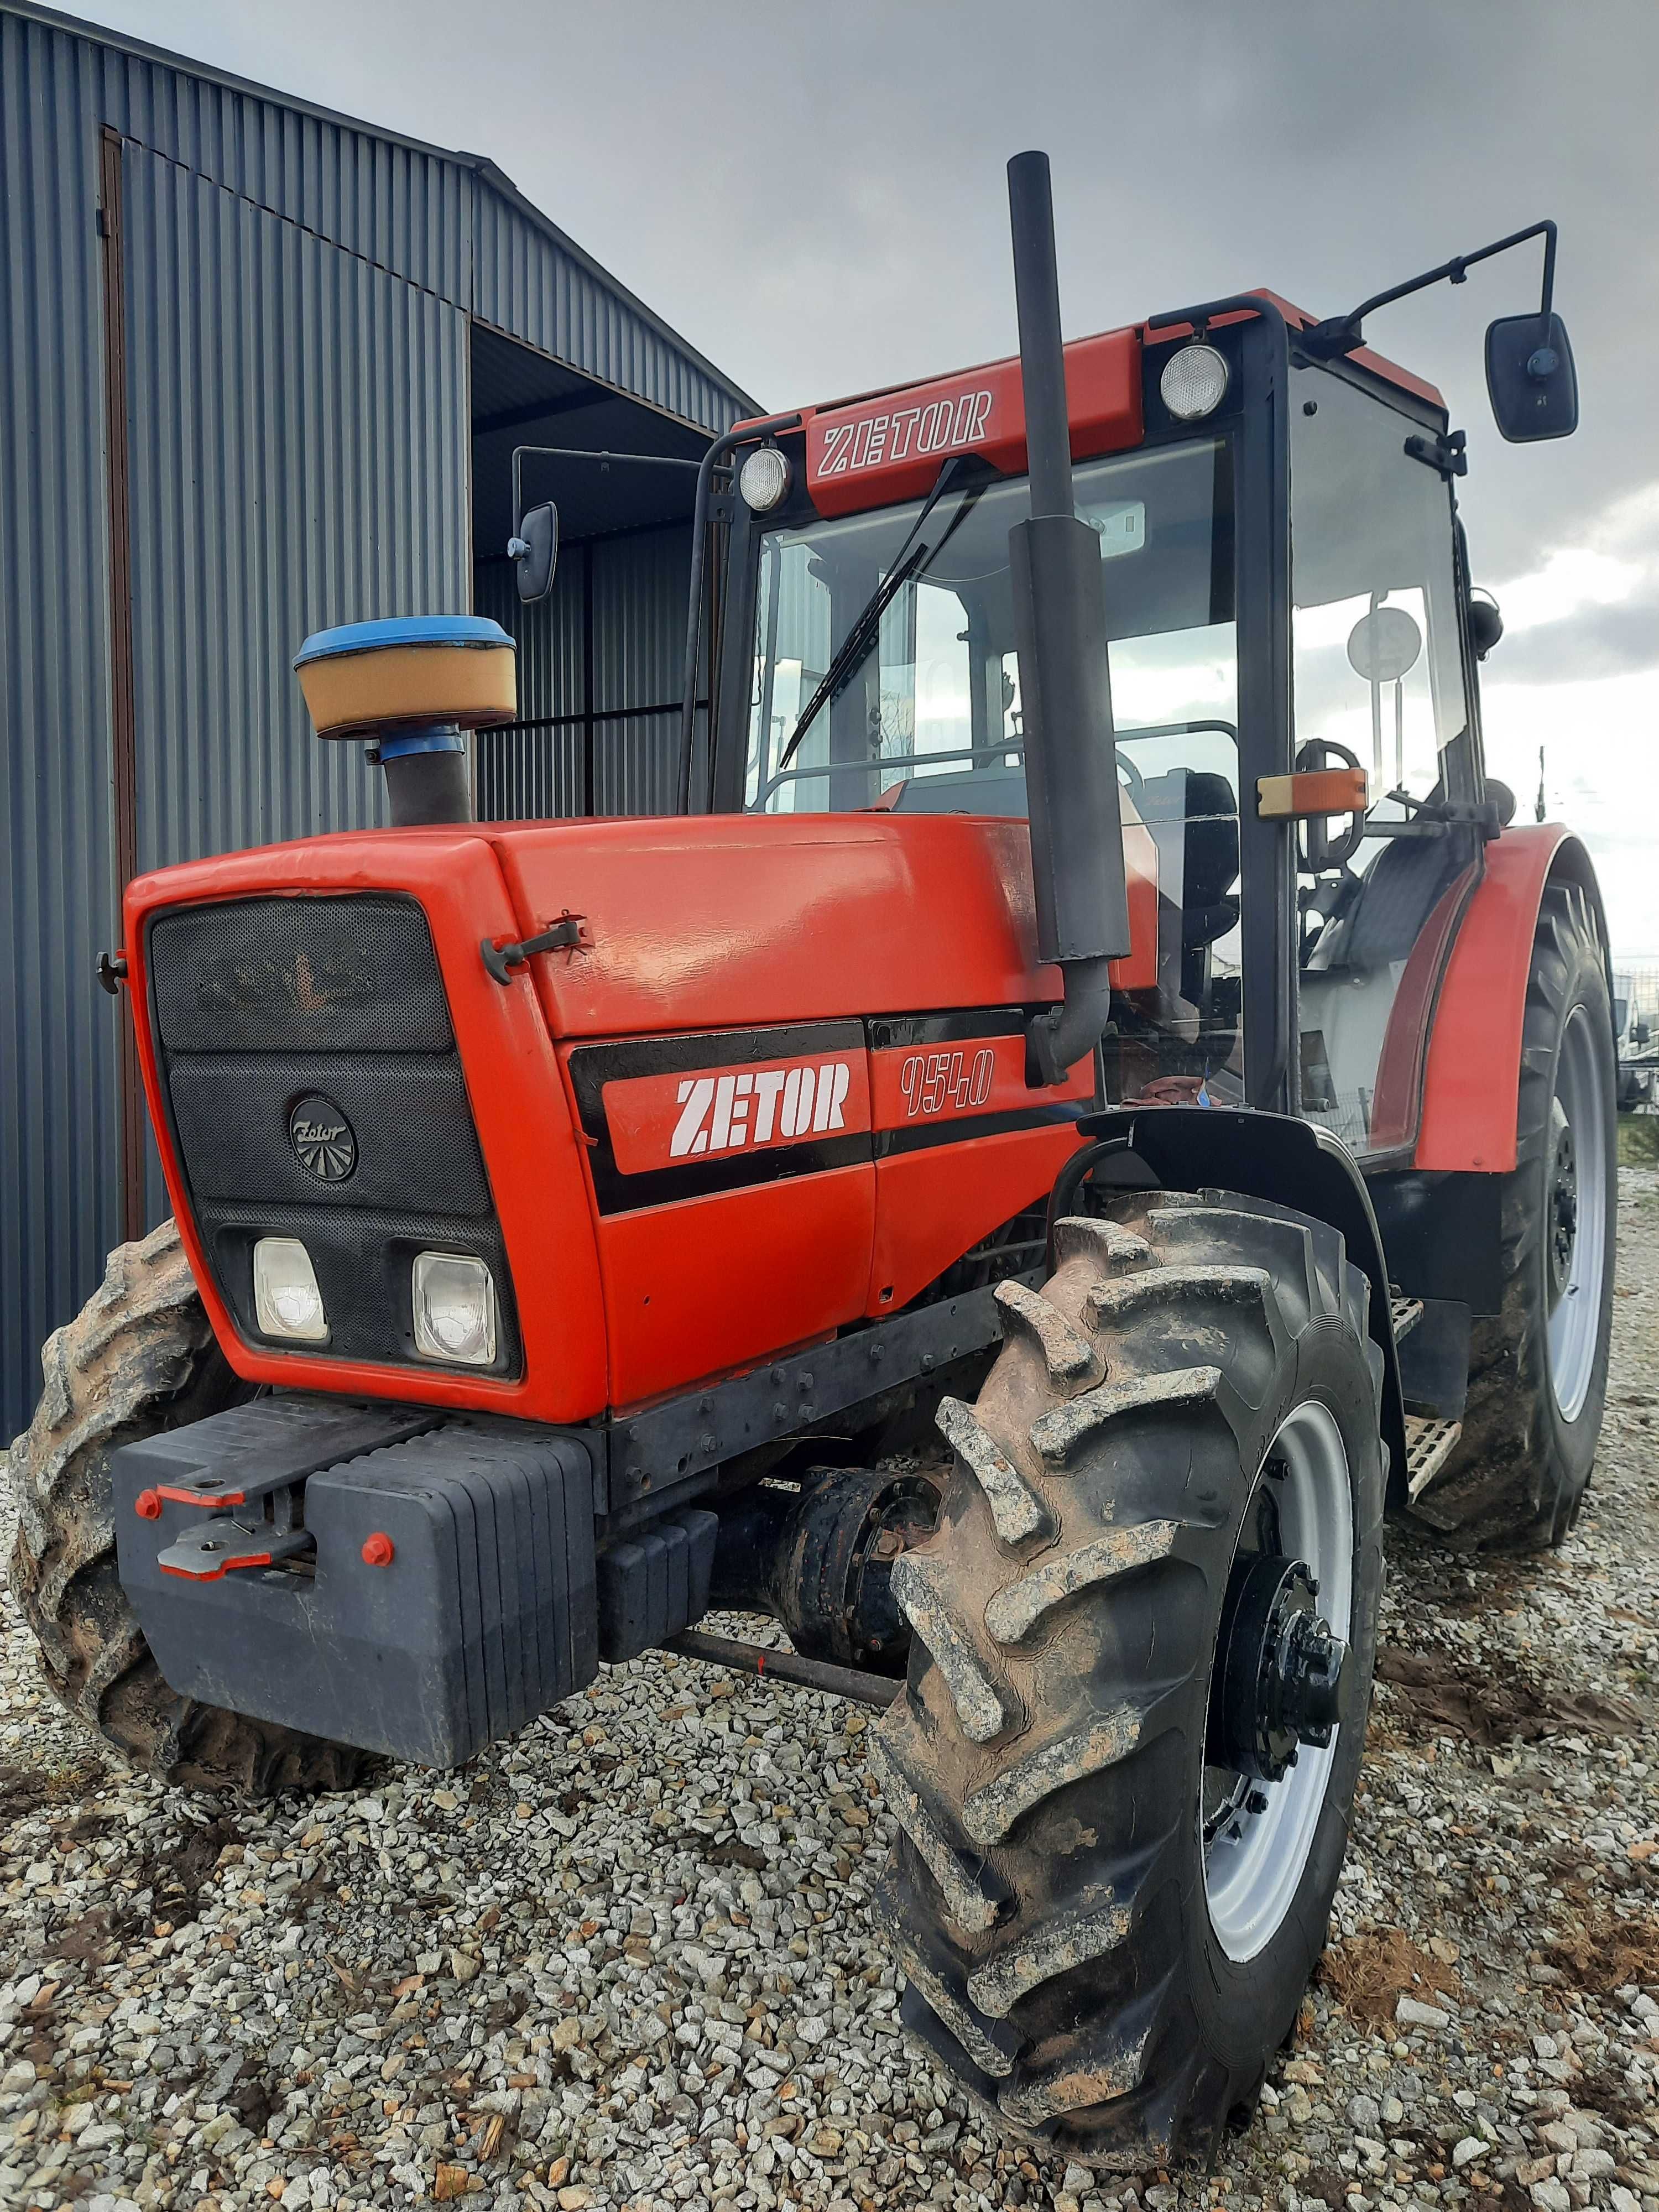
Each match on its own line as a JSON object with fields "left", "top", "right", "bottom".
{"left": 1287, "top": 363, "right": 1483, "bottom": 1161}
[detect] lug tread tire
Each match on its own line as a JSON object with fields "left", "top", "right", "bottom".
{"left": 8, "top": 1220, "right": 370, "bottom": 1796}
{"left": 875, "top": 1189, "right": 1384, "bottom": 2168}
{"left": 1415, "top": 884, "right": 1616, "bottom": 1548}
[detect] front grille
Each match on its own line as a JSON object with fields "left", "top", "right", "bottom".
{"left": 151, "top": 894, "right": 453, "bottom": 1054}
{"left": 146, "top": 893, "right": 520, "bottom": 1376}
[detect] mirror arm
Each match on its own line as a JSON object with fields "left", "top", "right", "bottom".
{"left": 509, "top": 444, "right": 703, "bottom": 535}
{"left": 1404, "top": 428, "right": 1468, "bottom": 479}
{"left": 1300, "top": 218, "right": 1558, "bottom": 362}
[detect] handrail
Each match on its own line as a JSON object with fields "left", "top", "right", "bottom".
{"left": 750, "top": 717, "right": 1241, "bottom": 810}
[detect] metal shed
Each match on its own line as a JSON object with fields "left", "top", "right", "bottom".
{"left": 0, "top": 0, "right": 758, "bottom": 1438}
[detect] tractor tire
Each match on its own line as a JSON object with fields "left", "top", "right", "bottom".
{"left": 872, "top": 1191, "right": 1385, "bottom": 2169}
{"left": 7, "top": 1219, "right": 370, "bottom": 1795}
{"left": 1412, "top": 883, "right": 1616, "bottom": 1549}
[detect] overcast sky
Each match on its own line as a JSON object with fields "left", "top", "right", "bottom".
{"left": 69, "top": 0, "right": 1659, "bottom": 954}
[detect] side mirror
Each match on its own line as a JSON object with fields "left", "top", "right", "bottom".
{"left": 1467, "top": 594, "right": 1504, "bottom": 660}
{"left": 1485, "top": 311, "right": 1578, "bottom": 442}
{"left": 1636, "top": 1020, "right": 1652, "bottom": 1048}
{"left": 508, "top": 502, "right": 559, "bottom": 603}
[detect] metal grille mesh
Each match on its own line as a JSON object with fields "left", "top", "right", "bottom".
{"left": 149, "top": 894, "right": 452, "bottom": 1054}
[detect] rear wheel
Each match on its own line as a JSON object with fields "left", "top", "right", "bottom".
{"left": 1413, "top": 883, "right": 1616, "bottom": 1547}
{"left": 873, "top": 1191, "right": 1384, "bottom": 2167}
{"left": 8, "top": 1219, "right": 369, "bottom": 1794}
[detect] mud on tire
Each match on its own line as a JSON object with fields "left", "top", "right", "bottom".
{"left": 7, "top": 1219, "right": 370, "bottom": 1795}
{"left": 872, "top": 1190, "right": 1385, "bottom": 2168}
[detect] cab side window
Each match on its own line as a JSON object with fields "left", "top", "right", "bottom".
{"left": 1290, "top": 367, "right": 1477, "bottom": 1158}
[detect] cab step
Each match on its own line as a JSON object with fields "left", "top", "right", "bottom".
{"left": 1390, "top": 1296, "right": 1425, "bottom": 1343}
{"left": 1404, "top": 1412, "right": 1462, "bottom": 1500}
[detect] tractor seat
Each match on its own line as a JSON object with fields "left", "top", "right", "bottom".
{"left": 1136, "top": 768, "right": 1240, "bottom": 949}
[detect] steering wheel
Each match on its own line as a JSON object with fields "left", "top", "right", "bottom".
{"left": 1295, "top": 738, "right": 1367, "bottom": 872}
{"left": 1117, "top": 750, "right": 1147, "bottom": 814}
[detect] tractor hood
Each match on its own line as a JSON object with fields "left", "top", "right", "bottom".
{"left": 479, "top": 811, "right": 1153, "bottom": 1038}
{"left": 122, "top": 812, "right": 1155, "bottom": 1425}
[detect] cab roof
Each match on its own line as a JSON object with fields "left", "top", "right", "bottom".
{"left": 742, "top": 291, "right": 1446, "bottom": 520}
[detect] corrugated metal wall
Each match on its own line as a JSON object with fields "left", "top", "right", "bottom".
{"left": 0, "top": 1, "right": 753, "bottom": 1437}
{"left": 0, "top": 4, "right": 126, "bottom": 1443}
{"left": 88, "top": 38, "right": 470, "bottom": 305}
{"left": 474, "top": 524, "right": 692, "bottom": 821}
{"left": 122, "top": 140, "right": 469, "bottom": 872}
{"left": 473, "top": 180, "right": 737, "bottom": 437}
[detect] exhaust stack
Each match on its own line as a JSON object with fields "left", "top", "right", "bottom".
{"left": 1005, "top": 152, "right": 1131, "bottom": 1085}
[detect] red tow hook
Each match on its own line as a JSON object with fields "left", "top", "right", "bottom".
{"left": 156, "top": 1519, "right": 314, "bottom": 1582}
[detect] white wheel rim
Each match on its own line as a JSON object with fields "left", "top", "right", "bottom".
{"left": 1547, "top": 1003, "right": 1610, "bottom": 1425}
{"left": 1202, "top": 1400, "right": 1353, "bottom": 1964}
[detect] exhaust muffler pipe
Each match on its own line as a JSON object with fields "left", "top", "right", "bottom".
{"left": 1005, "top": 151, "right": 1131, "bottom": 1086}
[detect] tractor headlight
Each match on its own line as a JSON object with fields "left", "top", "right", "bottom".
{"left": 413, "top": 1252, "right": 498, "bottom": 1366}
{"left": 253, "top": 1237, "right": 328, "bottom": 1342}
{"left": 1159, "top": 341, "right": 1230, "bottom": 421}
{"left": 739, "top": 445, "right": 792, "bottom": 513}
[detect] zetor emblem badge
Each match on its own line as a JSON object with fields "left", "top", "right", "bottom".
{"left": 289, "top": 1093, "right": 356, "bottom": 1181}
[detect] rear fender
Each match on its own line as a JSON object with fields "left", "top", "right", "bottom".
{"left": 1415, "top": 828, "right": 1609, "bottom": 1173}
{"left": 1056, "top": 1105, "right": 1410, "bottom": 1508}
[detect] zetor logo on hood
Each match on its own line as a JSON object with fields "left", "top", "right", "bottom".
{"left": 671, "top": 1060, "right": 852, "bottom": 1157}
{"left": 602, "top": 1053, "right": 873, "bottom": 1176}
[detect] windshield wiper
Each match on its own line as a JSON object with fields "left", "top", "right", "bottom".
{"left": 775, "top": 454, "right": 987, "bottom": 776}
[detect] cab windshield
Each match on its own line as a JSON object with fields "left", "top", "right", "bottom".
{"left": 745, "top": 440, "right": 1235, "bottom": 820}
{"left": 743, "top": 437, "right": 1245, "bottom": 1100}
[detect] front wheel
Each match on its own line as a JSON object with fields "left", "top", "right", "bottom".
{"left": 8, "top": 1219, "right": 371, "bottom": 1794}
{"left": 873, "top": 1191, "right": 1385, "bottom": 2168}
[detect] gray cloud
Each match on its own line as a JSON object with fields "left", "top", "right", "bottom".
{"left": 75, "top": 0, "right": 1659, "bottom": 587}
{"left": 1488, "top": 599, "right": 1659, "bottom": 686}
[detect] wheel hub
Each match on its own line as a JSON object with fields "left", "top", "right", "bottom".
{"left": 1549, "top": 1117, "right": 1578, "bottom": 1307}
{"left": 1208, "top": 1551, "right": 1347, "bottom": 1782}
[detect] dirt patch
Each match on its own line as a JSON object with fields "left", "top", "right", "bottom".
{"left": 1547, "top": 1903, "right": 1659, "bottom": 1995}
{"left": 1317, "top": 1927, "right": 1463, "bottom": 2026}
{"left": 45, "top": 1905, "right": 123, "bottom": 1967}
{"left": 1436, "top": 1564, "right": 1531, "bottom": 1620}
{"left": 44, "top": 1817, "right": 241, "bottom": 1967}
{"left": 1375, "top": 1644, "right": 1646, "bottom": 1746}
{"left": 70, "top": 1813, "right": 246, "bottom": 1954}
{"left": 1569, "top": 2053, "right": 1659, "bottom": 2132}
{"left": 0, "top": 1757, "right": 103, "bottom": 1832}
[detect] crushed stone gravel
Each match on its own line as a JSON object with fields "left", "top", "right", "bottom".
{"left": 3, "top": 1171, "right": 1658, "bottom": 2212}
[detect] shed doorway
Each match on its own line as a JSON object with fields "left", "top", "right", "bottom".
{"left": 469, "top": 324, "right": 711, "bottom": 820}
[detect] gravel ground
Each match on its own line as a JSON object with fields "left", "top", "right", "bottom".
{"left": 3, "top": 1178, "right": 1658, "bottom": 2212}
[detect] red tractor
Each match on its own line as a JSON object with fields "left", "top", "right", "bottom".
{"left": 12, "top": 157, "right": 1611, "bottom": 2168}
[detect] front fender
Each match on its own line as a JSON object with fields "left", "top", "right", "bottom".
{"left": 1415, "top": 827, "right": 1609, "bottom": 1173}
{"left": 1058, "top": 1107, "right": 1410, "bottom": 1509}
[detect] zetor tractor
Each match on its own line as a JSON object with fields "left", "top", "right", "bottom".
{"left": 12, "top": 156, "right": 1613, "bottom": 2167}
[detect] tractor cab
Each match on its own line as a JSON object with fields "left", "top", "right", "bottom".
{"left": 682, "top": 247, "right": 1568, "bottom": 1168}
